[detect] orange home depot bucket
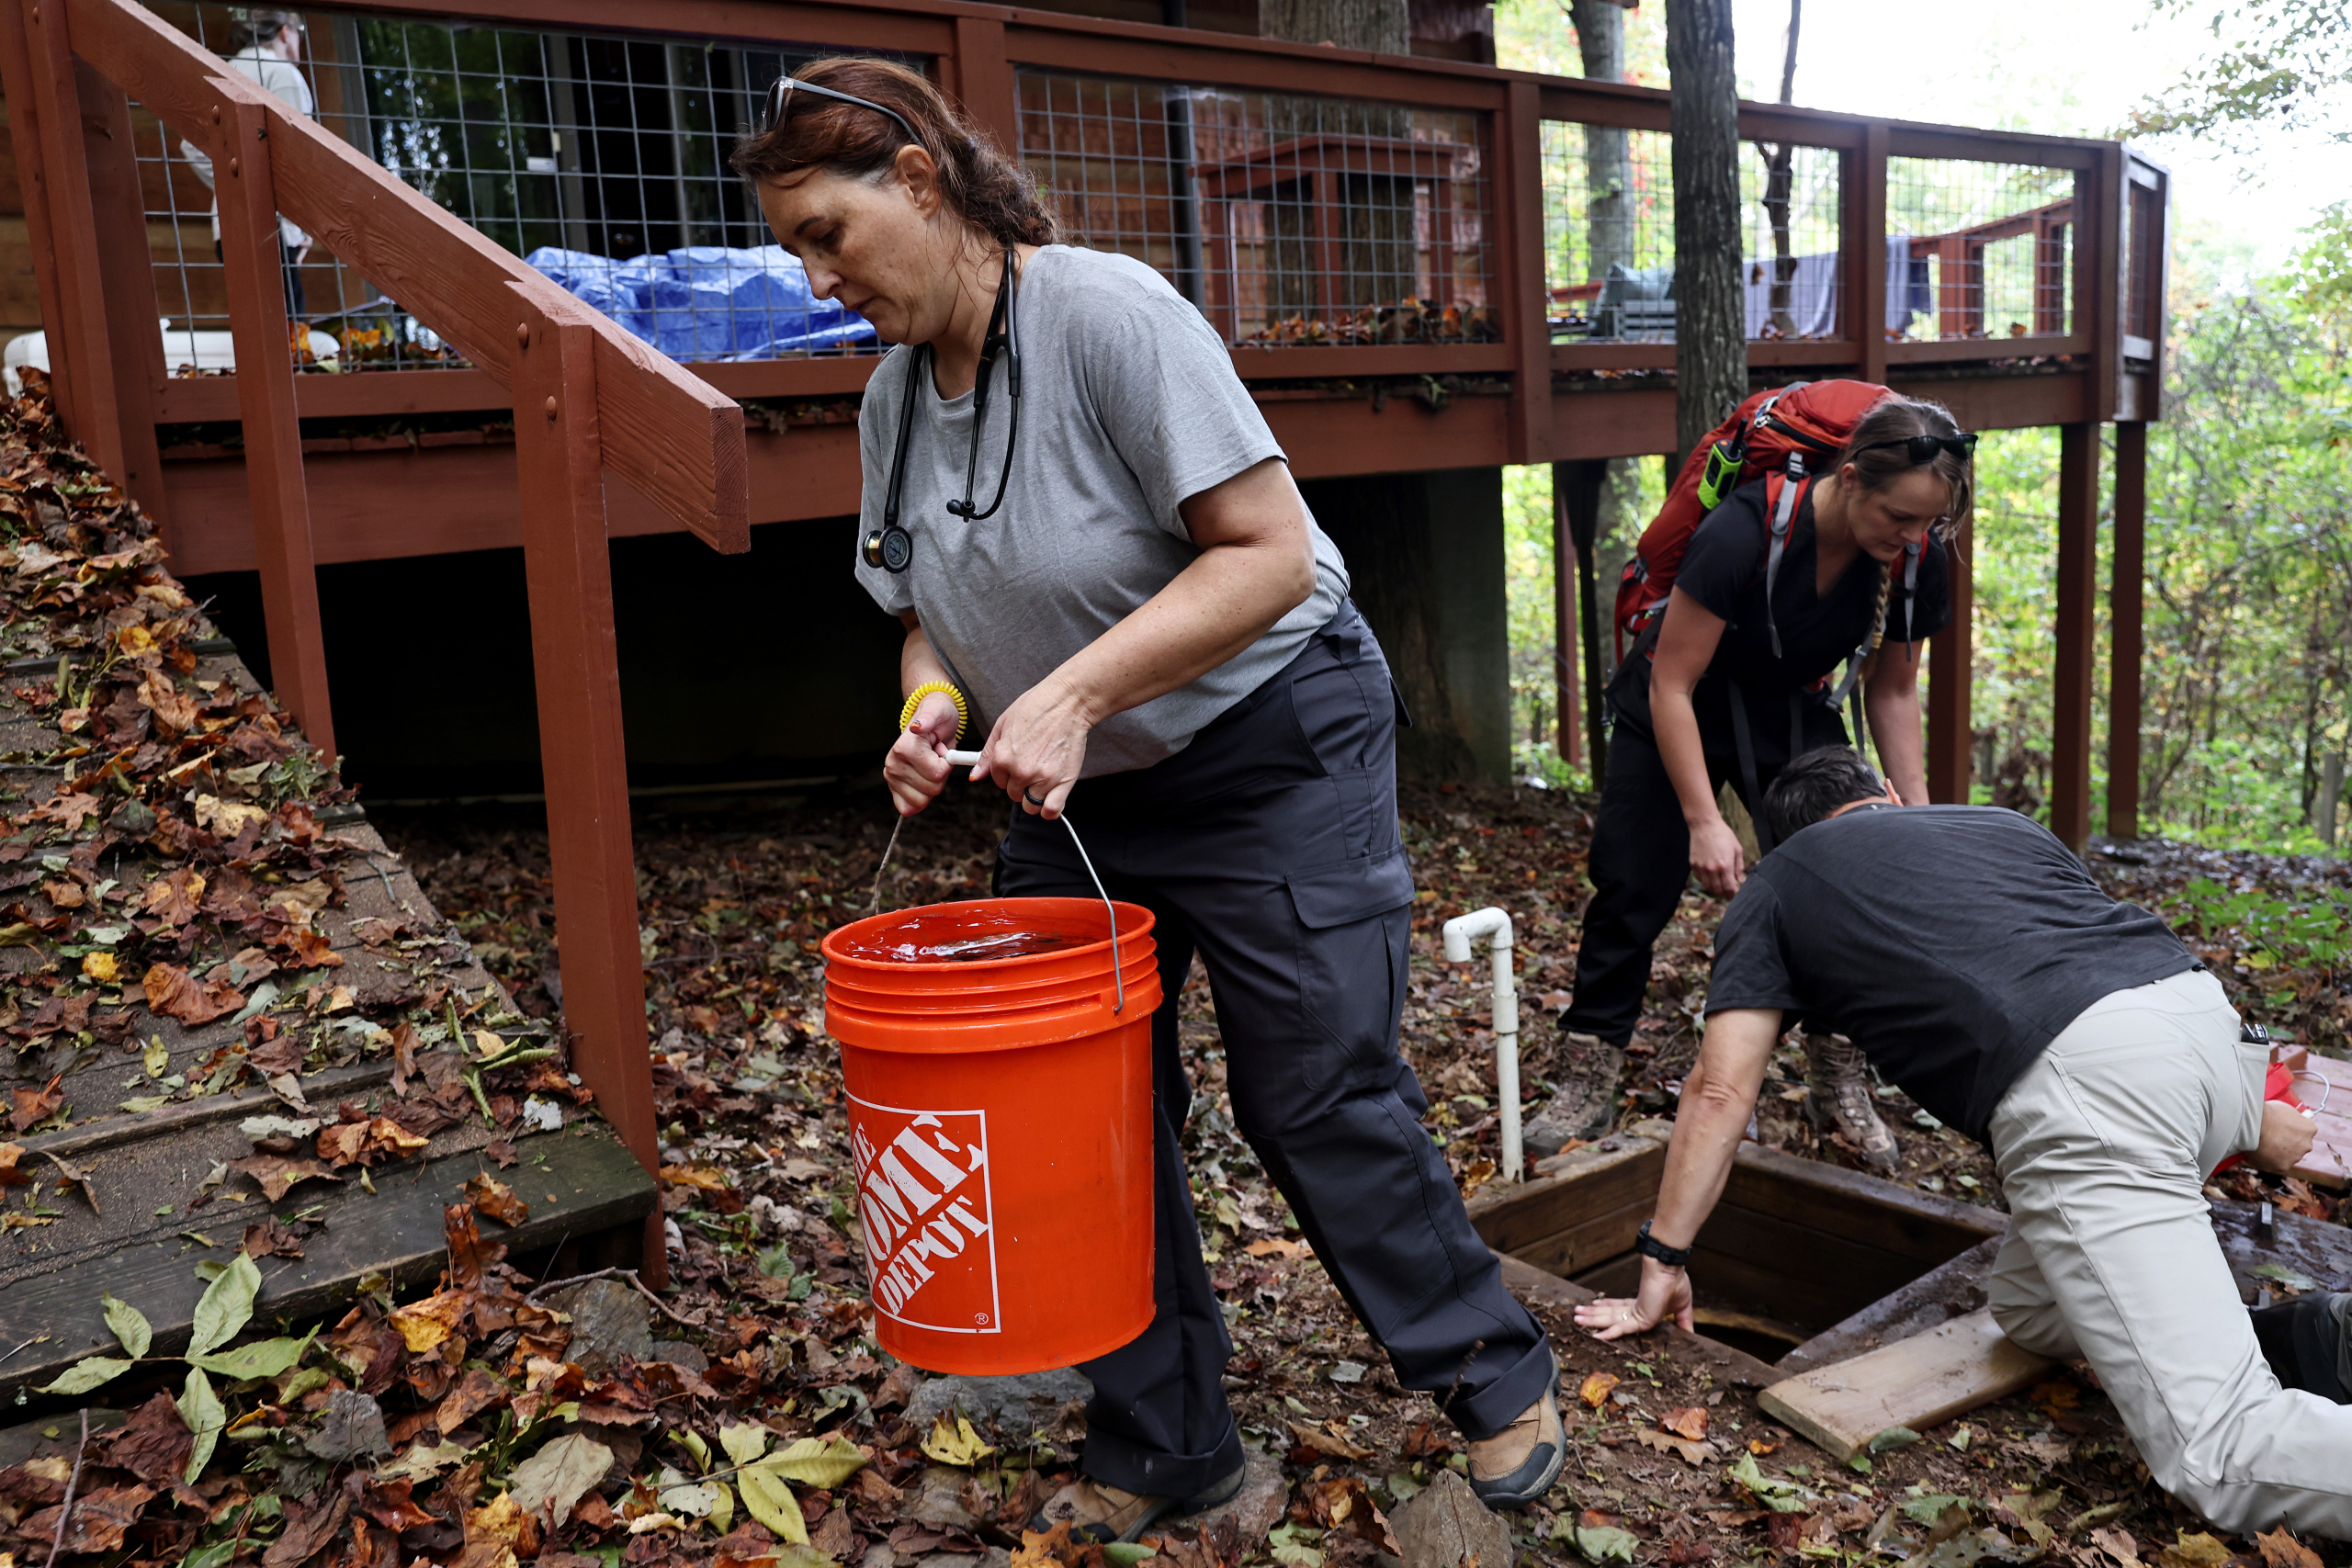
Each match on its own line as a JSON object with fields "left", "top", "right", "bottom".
{"left": 821, "top": 897, "right": 1161, "bottom": 1375}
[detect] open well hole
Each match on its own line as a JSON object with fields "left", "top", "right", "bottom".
{"left": 1466, "top": 1122, "right": 2007, "bottom": 1368}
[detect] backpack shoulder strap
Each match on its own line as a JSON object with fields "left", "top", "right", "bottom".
{"left": 1761, "top": 456, "right": 1807, "bottom": 660}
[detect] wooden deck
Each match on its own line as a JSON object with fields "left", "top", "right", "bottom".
{"left": 0, "top": 614, "right": 653, "bottom": 1410}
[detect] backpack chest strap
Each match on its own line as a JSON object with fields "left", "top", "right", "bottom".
{"left": 1761, "top": 456, "right": 1807, "bottom": 660}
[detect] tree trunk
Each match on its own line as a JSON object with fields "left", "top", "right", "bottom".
{"left": 1260, "top": 0, "right": 1407, "bottom": 53}
{"left": 1754, "top": 1, "right": 1800, "bottom": 336}
{"left": 1666, "top": 0, "right": 1747, "bottom": 462}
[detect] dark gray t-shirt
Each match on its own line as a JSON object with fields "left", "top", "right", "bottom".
{"left": 854, "top": 245, "right": 1350, "bottom": 776}
{"left": 1704, "top": 805, "right": 2200, "bottom": 1140}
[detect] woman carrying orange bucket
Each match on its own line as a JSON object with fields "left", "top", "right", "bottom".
{"left": 737, "top": 59, "right": 1561, "bottom": 1540}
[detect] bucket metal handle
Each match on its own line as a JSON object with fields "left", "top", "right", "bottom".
{"left": 1057, "top": 810, "right": 1125, "bottom": 1015}
{"left": 939, "top": 750, "right": 1125, "bottom": 1015}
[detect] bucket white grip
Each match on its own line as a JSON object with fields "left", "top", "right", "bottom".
{"left": 942, "top": 749, "right": 1125, "bottom": 1014}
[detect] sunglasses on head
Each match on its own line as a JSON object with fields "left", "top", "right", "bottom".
{"left": 757, "top": 75, "right": 922, "bottom": 149}
{"left": 1859, "top": 432, "right": 1979, "bottom": 466}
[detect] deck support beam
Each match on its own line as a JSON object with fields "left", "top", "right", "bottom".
{"left": 2107, "top": 422, "right": 2145, "bottom": 840}
{"left": 511, "top": 299, "right": 665, "bottom": 1284}
{"left": 214, "top": 94, "right": 337, "bottom": 758}
{"left": 2052, "top": 421, "right": 2101, "bottom": 852}
{"left": 1925, "top": 517, "right": 1973, "bottom": 804}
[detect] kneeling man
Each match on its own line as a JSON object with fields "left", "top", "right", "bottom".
{"left": 1575, "top": 747, "right": 2351, "bottom": 1536}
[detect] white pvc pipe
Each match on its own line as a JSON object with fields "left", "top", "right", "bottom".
{"left": 943, "top": 749, "right": 983, "bottom": 766}
{"left": 1442, "top": 907, "right": 1520, "bottom": 1182}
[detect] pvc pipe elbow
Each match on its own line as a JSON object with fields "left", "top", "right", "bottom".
{"left": 1442, "top": 906, "right": 1512, "bottom": 962}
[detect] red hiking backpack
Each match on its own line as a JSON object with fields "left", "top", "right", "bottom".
{"left": 1611, "top": 379, "right": 1916, "bottom": 666}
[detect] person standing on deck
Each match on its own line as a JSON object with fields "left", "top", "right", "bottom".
{"left": 1532, "top": 398, "right": 1965, "bottom": 1169}
{"left": 733, "top": 58, "right": 1565, "bottom": 1541}
{"left": 180, "top": 8, "right": 317, "bottom": 321}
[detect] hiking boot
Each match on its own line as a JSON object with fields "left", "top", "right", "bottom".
{"left": 1802, "top": 1030, "right": 1899, "bottom": 1173}
{"left": 1523, "top": 1029, "right": 1624, "bottom": 1157}
{"left": 1033, "top": 1462, "right": 1247, "bottom": 1545}
{"left": 2251, "top": 1292, "right": 2352, "bottom": 1404}
{"left": 1466, "top": 1360, "right": 1566, "bottom": 1510}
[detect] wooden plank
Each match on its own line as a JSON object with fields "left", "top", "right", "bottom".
{"left": 1883, "top": 333, "right": 2088, "bottom": 364}
{"left": 1506, "top": 1201, "right": 1648, "bottom": 1279}
{"left": 1851, "top": 123, "right": 1887, "bottom": 388}
{"left": 1698, "top": 1201, "right": 1966, "bottom": 1314}
{"left": 1724, "top": 1143, "right": 2007, "bottom": 1256}
{"left": 212, "top": 90, "right": 335, "bottom": 757}
{"left": 1928, "top": 513, "right": 1973, "bottom": 802}
{"left": 1758, "top": 1308, "right": 2052, "bottom": 1462}
{"left": 2292, "top": 1053, "right": 2352, "bottom": 1189}
{"left": 1499, "top": 79, "right": 1548, "bottom": 464}
{"left": 1777, "top": 1235, "right": 2003, "bottom": 1374}
{"left": 1, "top": 1123, "right": 655, "bottom": 1406}
{"left": 72, "top": 59, "right": 169, "bottom": 524}
{"left": 1466, "top": 1133, "right": 1665, "bottom": 1254}
{"left": 2107, "top": 420, "right": 2144, "bottom": 839}
{"left": 0, "top": 0, "right": 75, "bottom": 422}
{"left": 950, "top": 16, "right": 1022, "bottom": 154}
{"left": 21, "top": 0, "right": 126, "bottom": 463}
{"left": 65, "top": 0, "right": 748, "bottom": 555}
{"left": 511, "top": 299, "right": 665, "bottom": 1282}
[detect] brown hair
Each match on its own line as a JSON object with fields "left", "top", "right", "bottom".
{"left": 229, "top": 8, "right": 301, "bottom": 51}
{"left": 1830, "top": 394, "right": 1973, "bottom": 544}
{"left": 729, "top": 58, "right": 1056, "bottom": 251}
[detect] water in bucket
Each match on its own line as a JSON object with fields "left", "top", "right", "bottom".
{"left": 823, "top": 897, "right": 1161, "bottom": 1375}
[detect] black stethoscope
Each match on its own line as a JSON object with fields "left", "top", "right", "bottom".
{"left": 864, "top": 243, "right": 1023, "bottom": 573}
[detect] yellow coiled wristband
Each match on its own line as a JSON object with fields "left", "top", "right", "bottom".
{"left": 899, "top": 681, "right": 968, "bottom": 743}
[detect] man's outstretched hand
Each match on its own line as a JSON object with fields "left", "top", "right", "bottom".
{"left": 1572, "top": 1257, "right": 1694, "bottom": 1341}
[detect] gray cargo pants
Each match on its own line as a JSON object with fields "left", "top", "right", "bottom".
{"left": 1987, "top": 967, "right": 2352, "bottom": 1536}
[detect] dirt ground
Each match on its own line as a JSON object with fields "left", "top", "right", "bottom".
{"left": 367, "top": 769, "right": 2352, "bottom": 1568}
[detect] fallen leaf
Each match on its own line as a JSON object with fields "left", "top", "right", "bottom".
{"left": 1579, "top": 1371, "right": 1620, "bottom": 1409}
{"left": 304, "top": 1389, "right": 391, "bottom": 1462}
{"left": 2158, "top": 1533, "right": 2233, "bottom": 1568}
{"left": 507, "top": 1431, "right": 613, "bottom": 1530}
{"left": 1634, "top": 1426, "right": 1712, "bottom": 1465}
{"left": 1659, "top": 1405, "right": 1708, "bottom": 1441}
{"left": 462, "top": 1172, "right": 530, "bottom": 1226}
{"left": 0, "top": 1141, "right": 29, "bottom": 1184}
{"left": 226, "top": 1154, "right": 339, "bottom": 1202}
{"left": 80, "top": 949, "right": 119, "bottom": 983}
{"left": 9, "top": 1074, "right": 62, "bottom": 1132}
{"left": 920, "top": 1412, "right": 996, "bottom": 1467}
{"left": 2256, "top": 1529, "right": 2324, "bottom": 1568}
{"left": 1286, "top": 1419, "right": 1373, "bottom": 1461}
{"left": 142, "top": 962, "right": 243, "bottom": 1026}
{"left": 390, "top": 1289, "right": 470, "bottom": 1354}
{"left": 141, "top": 867, "right": 205, "bottom": 926}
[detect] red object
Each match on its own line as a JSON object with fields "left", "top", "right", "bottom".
{"left": 822, "top": 897, "right": 1161, "bottom": 1374}
{"left": 2211, "top": 1063, "right": 2308, "bottom": 1177}
{"left": 1611, "top": 379, "right": 1893, "bottom": 662}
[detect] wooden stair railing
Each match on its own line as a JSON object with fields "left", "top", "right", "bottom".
{"left": 2, "top": 0, "right": 752, "bottom": 1281}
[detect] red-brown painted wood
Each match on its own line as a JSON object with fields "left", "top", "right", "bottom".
{"left": 0, "top": 0, "right": 75, "bottom": 428}
{"left": 1926, "top": 517, "right": 1973, "bottom": 804}
{"left": 2107, "top": 421, "right": 2145, "bottom": 840}
{"left": 1850, "top": 123, "right": 1887, "bottom": 389}
{"left": 212, "top": 92, "right": 336, "bottom": 758}
{"left": 22, "top": 0, "right": 129, "bottom": 471}
{"left": 2051, "top": 422, "right": 2100, "bottom": 851}
{"left": 509, "top": 297, "right": 665, "bottom": 1281}
{"left": 73, "top": 62, "right": 170, "bottom": 526}
{"left": 1500, "top": 79, "right": 1549, "bottom": 464}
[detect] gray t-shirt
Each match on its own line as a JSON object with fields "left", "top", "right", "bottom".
{"left": 853, "top": 245, "right": 1350, "bottom": 776}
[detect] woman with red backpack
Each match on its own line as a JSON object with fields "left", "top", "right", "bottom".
{"left": 1532, "top": 392, "right": 1973, "bottom": 1163}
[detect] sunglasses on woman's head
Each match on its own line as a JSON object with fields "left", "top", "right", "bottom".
{"left": 1860, "top": 432, "right": 1979, "bottom": 465}
{"left": 757, "top": 75, "right": 922, "bottom": 148}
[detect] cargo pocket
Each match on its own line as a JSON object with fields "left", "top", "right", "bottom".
{"left": 1285, "top": 847, "right": 1415, "bottom": 1090}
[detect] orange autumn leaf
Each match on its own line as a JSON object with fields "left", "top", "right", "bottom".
{"left": 141, "top": 867, "right": 204, "bottom": 926}
{"left": 8, "top": 1075, "right": 62, "bottom": 1133}
{"left": 389, "top": 1289, "right": 471, "bottom": 1354}
{"left": 1660, "top": 1406, "right": 1709, "bottom": 1442}
{"left": 1579, "top": 1371, "right": 1620, "bottom": 1409}
{"left": 141, "top": 962, "right": 243, "bottom": 1026}
{"left": 462, "top": 1173, "right": 531, "bottom": 1228}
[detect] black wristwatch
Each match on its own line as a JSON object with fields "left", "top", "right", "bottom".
{"left": 1634, "top": 1220, "right": 1692, "bottom": 1269}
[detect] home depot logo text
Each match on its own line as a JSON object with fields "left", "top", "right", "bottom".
{"left": 847, "top": 1100, "right": 999, "bottom": 1332}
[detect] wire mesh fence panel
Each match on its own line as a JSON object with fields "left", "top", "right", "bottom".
{"left": 1539, "top": 121, "right": 1843, "bottom": 344}
{"left": 127, "top": 2, "right": 884, "bottom": 375}
{"left": 1539, "top": 122, "right": 1672, "bottom": 341}
{"left": 1018, "top": 71, "right": 1496, "bottom": 347}
{"left": 1884, "top": 156, "right": 2075, "bottom": 342}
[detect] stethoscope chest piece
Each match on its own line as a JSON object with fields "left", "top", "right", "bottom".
{"left": 864, "top": 523, "right": 913, "bottom": 572}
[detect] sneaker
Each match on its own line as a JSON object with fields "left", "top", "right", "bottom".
{"left": 1523, "top": 1029, "right": 1624, "bottom": 1157}
{"left": 1466, "top": 1368, "right": 1566, "bottom": 1510}
{"left": 1033, "top": 1462, "right": 1247, "bottom": 1545}
{"left": 2250, "top": 1292, "right": 2351, "bottom": 1404}
{"left": 1802, "top": 1030, "right": 1899, "bottom": 1173}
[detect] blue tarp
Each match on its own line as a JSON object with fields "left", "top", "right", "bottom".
{"left": 525, "top": 244, "right": 878, "bottom": 361}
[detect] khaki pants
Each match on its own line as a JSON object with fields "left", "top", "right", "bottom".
{"left": 1987, "top": 967, "right": 2352, "bottom": 1536}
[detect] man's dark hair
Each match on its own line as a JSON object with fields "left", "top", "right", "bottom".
{"left": 1765, "top": 747, "right": 1886, "bottom": 844}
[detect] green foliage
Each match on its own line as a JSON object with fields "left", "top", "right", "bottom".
{"left": 2165, "top": 876, "right": 2352, "bottom": 975}
{"left": 2131, "top": 0, "right": 2352, "bottom": 152}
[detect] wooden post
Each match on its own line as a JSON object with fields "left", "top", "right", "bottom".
{"left": 1925, "top": 516, "right": 1973, "bottom": 804}
{"left": 2106, "top": 421, "right": 2144, "bottom": 840}
{"left": 1550, "top": 464, "right": 1581, "bottom": 767}
{"left": 509, "top": 294, "right": 663, "bottom": 1281}
{"left": 1848, "top": 122, "right": 1888, "bottom": 386}
{"left": 214, "top": 96, "right": 337, "bottom": 759}
{"left": 19, "top": 0, "right": 130, "bottom": 469}
{"left": 1555, "top": 457, "right": 1609, "bottom": 779}
{"left": 949, "top": 17, "right": 1022, "bottom": 155}
{"left": 1501, "top": 79, "right": 1550, "bottom": 464}
{"left": 0, "top": 0, "right": 76, "bottom": 426}
{"left": 2051, "top": 422, "right": 2100, "bottom": 851}
{"left": 74, "top": 61, "right": 169, "bottom": 524}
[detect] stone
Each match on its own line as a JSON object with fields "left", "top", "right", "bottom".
{"left": 648, "top": 1338, "right": 708, "bottom": 1372}
{"left": 1192, "top": 1446, "right": 1288, "bottom": 1548}
{"left": 905, "top": 1370, "right": 1092, "bottom": 1443}
{"left": 905, "top": 1465, "right": 981, "bottom": 1530}
{"left": 545, "top": 1279, "right": 653, "bottom": 1374}
{"left": 1388, "top": 1470, "right": 1512, "bottom": 1568}
{"left": 302, "top": 1389, "right": 391, "bottom": 1462}
{"left": 858, "top": 1545, "right": 898, "bottom": 1568}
